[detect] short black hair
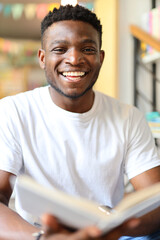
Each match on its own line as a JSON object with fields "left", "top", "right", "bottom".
{"left": 41, "top": 4, "right": 102, "bottom": 48}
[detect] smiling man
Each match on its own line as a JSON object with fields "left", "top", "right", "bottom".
{"left": 38, "top": 17, "right": 104, "bottom": 112}
{"left": 0, "top": 4, "right": 160, "bottom": 240}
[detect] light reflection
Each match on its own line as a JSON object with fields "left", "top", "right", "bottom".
{"left": 61, "top": 0, "right": 78, "bottom": 6}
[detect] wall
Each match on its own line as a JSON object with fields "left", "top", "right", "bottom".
{"left": 118, "top": 0, "right": 151, "bottom": 106}
{"left": 94, "top": 0, "right": 118, "bottom": 98}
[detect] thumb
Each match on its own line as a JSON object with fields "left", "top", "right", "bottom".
{"left": 41, "top": 213, "right": 61, "bottom": 236}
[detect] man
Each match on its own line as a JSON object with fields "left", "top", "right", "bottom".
{"left": 0, "top": 4, "right": 160, "bottom": 240}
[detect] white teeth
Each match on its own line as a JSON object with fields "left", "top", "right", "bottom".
{"left": 62, "top": 72, "right": 85, "bottom": 77}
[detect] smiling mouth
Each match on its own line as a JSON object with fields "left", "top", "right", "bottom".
{"left": 60, "top": 71, "right": 88, "bottom": 82}
{"left": 62, "top": 71, "right": 86, "bottom": 77}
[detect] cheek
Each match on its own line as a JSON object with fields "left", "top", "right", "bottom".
{"left": 45, "top": 54, "right": 62, "bottom": 68}
{"left": 91, "top": 60, "right": 102, "bottom": 80}
{"left": 45, "top": 61, "right": 58, "bottom": 77}
{"left": 92, "top": 58, "right": 102, "bottom": 72}
{"left": 90, "top": 55, "right": 102, "bottom": 66}
{"left": 44, "top": 64, "right": 52, "bottom": 78}
{"left": 44, "top": 62, "right": 56, "bottom": 81}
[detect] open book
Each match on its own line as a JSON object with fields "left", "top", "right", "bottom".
{"left": 16, "top": 175, "right": 160, "bottom": 234}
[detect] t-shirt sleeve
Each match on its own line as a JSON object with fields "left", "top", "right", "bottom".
{"left": 0, "top": 97, "right": 23, "bottom": 175}
{"left": 125, "top": 106, "right": 160, "bottom": 179}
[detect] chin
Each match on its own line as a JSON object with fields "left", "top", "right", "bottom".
{"left": 49, "top": 79, "right": 95, "bottom": 99}
{"left": 62, "top": 91, "right": 86, "bottom": 99}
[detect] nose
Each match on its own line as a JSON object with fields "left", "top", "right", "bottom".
{"left": 65, "top": 48, "right": 85, "bottom": 65}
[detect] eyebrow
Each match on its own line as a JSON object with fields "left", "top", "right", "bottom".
{"left": 49, "top": 39, "right": 97, "bottom": 47}
{"left": 50, "top": 40, "right": 68, "bottom": 45}
{"left": 81, "top": 39, "right": 97, "bottom": 45}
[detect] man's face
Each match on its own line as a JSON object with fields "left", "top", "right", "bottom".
{"left": 39, "top": 20, "right": 104, "bottom": 99}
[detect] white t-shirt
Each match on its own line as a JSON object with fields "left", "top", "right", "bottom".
{"left": 0, "top": 86, "right": 159, "bottom": 224}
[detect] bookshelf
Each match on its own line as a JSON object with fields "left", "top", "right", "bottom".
{"left": 130, "top": 24, "right": 160, "bottom": 111}
{"left": 130, "top": 25, "right": 160, "bottom": 52}
{"left": 129, "top": 0, "right": 160, "bottom": 139}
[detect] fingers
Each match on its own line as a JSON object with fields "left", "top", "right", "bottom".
{"left": 68, "top": 226, "right": 101, "bottom": 240}
{"left": 41, "top": 213, "right": 61, "bottom": 236}
{"left": 41, "top": 213, "right": 60, "bottom": 230}
{"left": 41, "top": 214, "right": 141, "bottom": 240}
{"left": 41, "top": 214, "right": 102, "bottom": 240}
{"left": 102, "top": 218, "right": 141, "bottom": 240}
{"left": 125, "top": 218, "right": 141, "bottom": 229}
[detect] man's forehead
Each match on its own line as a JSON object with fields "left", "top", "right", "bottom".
{"left": 43, "top": 20, "right": 100, "bottom": 48}
{"left": 47, "top": 20, "right": 97, "bottom": 34}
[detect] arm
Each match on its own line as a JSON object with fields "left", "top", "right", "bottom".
{"left": 105, "top": 166, "right": 160, "bottom": 239}
{"left": 100, "top": 166, "right": 160, "bottom": 240}
{"left": 128, "top": 165, "right": 160, "bottom": 236}
{"left": 0, "top": 170, "right": 39, "bottom": 240}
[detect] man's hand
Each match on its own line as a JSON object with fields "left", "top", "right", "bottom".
{"left": 40, "top": 214, "right": 141, "bottom": 240}
{"left": 41, "top": 213, "right": 102, "bottom": 240}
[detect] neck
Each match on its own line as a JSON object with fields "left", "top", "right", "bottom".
{"left": 49, "top": 87, "right": 95, "bottom": 113}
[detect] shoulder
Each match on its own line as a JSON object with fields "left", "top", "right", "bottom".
{"left": 0, "top": 86, "right": 49, "bottom": 124}
{"left": 0, "top": 86, "right": 48, "bottom": 111}
{"left": 95, "top": 91, "right": 143, "bottom": 120}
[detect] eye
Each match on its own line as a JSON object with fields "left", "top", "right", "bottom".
{"left": 51, "top": 48, "right": 67, "bottom": 54}
{"left": 82, "top": 47, "right": 97, "bottom": 54}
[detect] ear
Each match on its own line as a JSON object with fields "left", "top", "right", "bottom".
{"left": 100, "top": 50, "right": 105, "bottom": 65}
{"left": 38, "top": 49, "right": 45, "bottom": 69}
